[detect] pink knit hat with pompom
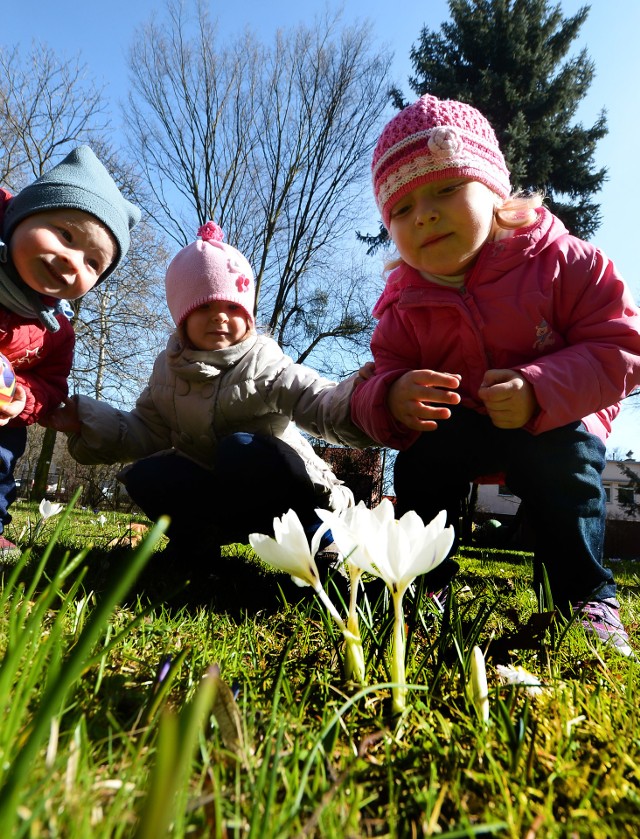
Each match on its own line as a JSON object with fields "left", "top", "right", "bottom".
{"left": 372, "top": 94, "right": 511, "bottom": 229}
{"left": 165, "top": 221, "right": 255, "bottom": 326}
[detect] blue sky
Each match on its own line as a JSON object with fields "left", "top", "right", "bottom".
{"left": 4, "top": 0, "right": 640, "bottom": 456}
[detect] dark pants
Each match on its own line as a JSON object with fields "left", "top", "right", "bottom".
{"left": 0, "top": 426, "right": 27, "bottom": 534}
{"left": 119, "top": 432, "right": 325, "bottom": 546}
{"left": 394, "top": 407, "right": 612, "bottom": 610}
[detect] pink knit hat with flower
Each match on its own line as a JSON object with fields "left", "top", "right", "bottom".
{"left": 165, "top": 221, "right": 255, "bottom": 326}
{"left": 372, "top": 94, "right": 511, "bottom": 229}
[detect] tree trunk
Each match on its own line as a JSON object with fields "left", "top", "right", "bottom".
{"left": 32, "top": 427, "right": 57, "bottom": 499}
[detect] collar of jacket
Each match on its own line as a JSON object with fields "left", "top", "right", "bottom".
{"left": 167, "top": 331, "right": 260, "bottom": 377}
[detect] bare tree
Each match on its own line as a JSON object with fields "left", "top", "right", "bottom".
{"left": 70, "top": 229, "right": 170, "bottom": 404}
{"left": 69, "top": 142, "right": 172, "bottom": 404}
{"left": 0, "top": 43, "right": 168, "bottom": 496}
{"left": 125, "top": 0, "right": 391, "bottom": 368}
{"left": 0, "top": 44, "right": 107, "bottom": 188}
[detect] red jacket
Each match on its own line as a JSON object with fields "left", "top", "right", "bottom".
{"left": 0, "top": 187, "right": 75, "bottom": 425}
{"left": 0, "top": 308, "right": 74, "bottom": 425}
{"left": 352, "top": 207, "right": 640, "bottom": 449}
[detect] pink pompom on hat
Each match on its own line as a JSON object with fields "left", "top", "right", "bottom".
{"left": 165, "top": 221, "right": 255, "bottom": 327}
{"left": 372, "top": 94, "right": 511, "bottom": 229}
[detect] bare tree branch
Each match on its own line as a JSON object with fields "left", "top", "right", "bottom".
{"left": 0, "top": 43, "right": 169, "bottom": 495}
{"left": 124, "top": 0, "right": 391, "bottom": 362}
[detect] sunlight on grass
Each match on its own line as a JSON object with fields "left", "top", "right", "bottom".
{"left": 1, "top": 501, "right": 639, "bottom": 837}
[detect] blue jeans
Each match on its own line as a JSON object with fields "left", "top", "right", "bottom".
{"left": 394, "top": 407, "right": 612, "bottom": 610}
{"left": 119, "top": 433, "right": 327, "bottom": 546}
{"left": 0, "top": 426, "right": 27, "bottom": 534}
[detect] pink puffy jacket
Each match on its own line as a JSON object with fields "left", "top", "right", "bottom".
{"left": 352, "top": 207, "right": 640, "bottom": 450}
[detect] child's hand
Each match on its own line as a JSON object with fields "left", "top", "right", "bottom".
{"left": 42, "top": 397, "right": 82, "bottom": 434}
{"left": 388, "top": 369, "right": 461, "bottom": 431}
{"left": 358, "top": 361, "right": 376, "bottom": 380}
{"left": 478, "top": 369, "right": 538, "bottom": 428}
{"left": 0, "top": 384, "right": 27, "bottom": 426}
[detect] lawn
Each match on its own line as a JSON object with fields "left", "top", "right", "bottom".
{"left": 1, "top": 499, "right": 639, "bottom": 837}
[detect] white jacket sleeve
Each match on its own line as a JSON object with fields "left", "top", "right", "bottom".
{"left": 259, "top": 348, "right": 374, "bottom": 448}
{"left": 67, "top": 387, "right": 173, "bottom": 465}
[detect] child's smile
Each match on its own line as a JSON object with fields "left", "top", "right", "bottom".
{"left": 10, "top": 208, "right": 115, "bottom": 299}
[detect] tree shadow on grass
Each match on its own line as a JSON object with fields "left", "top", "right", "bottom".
{"left": 136, "top": 546, "right": 311, "bottom": 617}
{"left": 14, "top": 541, "right": 314, "bottom": 620}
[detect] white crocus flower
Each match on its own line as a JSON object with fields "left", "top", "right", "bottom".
{"left": 39, "top": 498, "right": 64, "bottom": 519}
{"left": 249, "top": 510, "right": 365, "bottom": 684}
{"left": 469, "top": 646, "right": 490, "bottom": 723}
{"left": 318, "top": 499, "right": 454, "bottom": 713}
{"left": 496, "top": 664, "right": 544, "bottom": 696}
{"left": 249, "top": 508, "right": 324, "bottom": 588}
{"left": 31, "top": 497, "right": 65, "bottom": 543}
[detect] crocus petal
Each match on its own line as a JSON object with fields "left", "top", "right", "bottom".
{"left": 309, "top": 517, "right": 332, "bottom": 559}
{"left": 249, "top": 509, "right": 321, "bottom": 589}
{"left": 248, "top": 531, "right": 317, "bottom": 587}
{"left": 290, "top": 575, "right": 312, "bottom": 589}
{"left": 316, "top": 507, "right": 362, "bottom": 563}
{"left": 319, "top": 502, "right": 453, "bottom": 597}
{"left": 39, "top": 498, "right": 64, "bottom": 519}
{"left": 273, "top": 508, "right": 310, "bottom": 556}
{"left": 393, "top": 511, "right": 454, "bottom": 590}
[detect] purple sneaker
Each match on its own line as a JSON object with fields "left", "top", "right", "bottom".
{"left": 574, "top": 598, "right": 635, "bottom": 658}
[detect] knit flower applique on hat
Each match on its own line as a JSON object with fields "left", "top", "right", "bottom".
{"left": 428, "top": 126, "right": 464, "bottom": 159}
{"left": 236, "top": 275, "right": 250, "bottom": 292}
{"left": 197, "top": 221, "right": 224, "bottom": 243}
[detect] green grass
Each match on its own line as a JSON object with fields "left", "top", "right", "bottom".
{"left": 1, "top": 500, "right": 640, "bottom": 837}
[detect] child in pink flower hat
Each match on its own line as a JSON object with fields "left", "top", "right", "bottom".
{"left": 352, "top": 93, "right": 640, "bottom": 655}
{"left": 49, "top": 222, "right": 371, "bottom": 578}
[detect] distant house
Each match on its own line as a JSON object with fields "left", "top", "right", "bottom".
{"left": 603, "top": 459, "right": 640, "bottom": 520}
{"left": 475, "top": 460, "right": 640, "bottom": 523}
{"left": 475, "top": 459, "right": 640, "bottom": 558}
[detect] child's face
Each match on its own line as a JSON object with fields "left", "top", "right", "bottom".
{"left": 388, "top": 178, "right": 499, "bottom": 276}
{"left": 9, "top": 208, "right": 116, "bottom": 300}
{"left": 184, "top": 300, "right": 250, "bottom": 350}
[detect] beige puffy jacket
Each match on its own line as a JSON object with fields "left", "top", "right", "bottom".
{"left": 67, "top": 332, "right": 373, "bottom": 512}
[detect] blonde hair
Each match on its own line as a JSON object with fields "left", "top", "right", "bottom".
{"left": 494, "top": 190, "right": 544, "bottom": 229}
{"left": 383, "top": 189, "right": 545, "bottom": 274}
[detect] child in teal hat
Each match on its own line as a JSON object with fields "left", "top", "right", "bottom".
{"left": 0, "top": 145, "right": 141, "bottom": 559}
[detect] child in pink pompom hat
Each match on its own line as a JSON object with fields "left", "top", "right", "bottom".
{"left": 165, "top": 221, "right": 256, "bottom": 331}
{"left": 352, "top": 93, "right": 640, "bottom": 656}
{"left": 50, "top": 222, "right": 372, "bottom": 593}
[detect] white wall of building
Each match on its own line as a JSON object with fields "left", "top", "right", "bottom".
{"left": 475, "top": 460, "right": 640, "bottom": 522}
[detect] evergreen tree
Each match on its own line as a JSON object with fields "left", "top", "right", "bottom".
{"left": 405, "top": 0, "right": 606, "bottom": 239}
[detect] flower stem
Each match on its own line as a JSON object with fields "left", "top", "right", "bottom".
{"left": 314, "top": 583, "right": 365, "bottom": 686}
{"left": 314, "top": 585, "right": 347, "bottom": 634}
{"left": 390, "top": 590, "right": 407, "bottom": 714}
{"left": 344, "top": 611, "right": 366, "bottom": 685}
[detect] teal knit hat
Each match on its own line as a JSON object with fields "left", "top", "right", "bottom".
{"left": 3, "top": 146, "right": 141, "bottom": 281}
